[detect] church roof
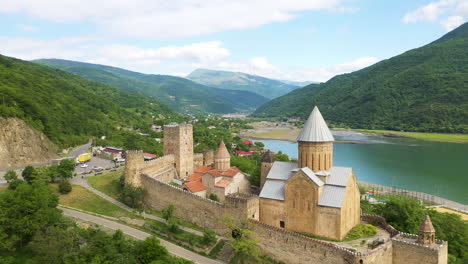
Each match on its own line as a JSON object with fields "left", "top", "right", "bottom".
{"left": 259, "top": 180, "right": 285, "bottom": 200}
{"left": 327, "top": 167, "right": 353, "bottom": 187}
{"left": 265, "top": 161, "right": 297, "bottom": 180}
{"left": 299, "top": 167, "right": 324, "bottom": 187}
{"left": 262, "top": 150, "right": 276, "bottom": 163}
{"left": 318, "top": 185, "right": 347, "bottom": 208}
{"left": 215, "top": 141, "right": 230, "bottom": 159}
{"left": 296, "top": 106, "right": 335, "bottom": 142}
{"left": 184, "top": 181, "right": 206, "bottom": 193}
{"left": 420, "top": 215, "right": 436, "bottom": 233}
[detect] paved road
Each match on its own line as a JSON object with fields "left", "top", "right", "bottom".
{"left": 70, "top": 173, "right": 204, "bottom": 236}
{"left": 61, "top": 207, "right": 222, "bottom": 264}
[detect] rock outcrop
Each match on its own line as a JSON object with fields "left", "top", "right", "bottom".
{"left": 0, "top": 117, "right": 57, "bottom": 169}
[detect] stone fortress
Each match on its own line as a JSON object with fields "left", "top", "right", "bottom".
{"left": 125, "top": 107, "right": 448, "bottom": 264}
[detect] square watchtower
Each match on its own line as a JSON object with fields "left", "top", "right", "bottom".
{"left": 164, "top": 124, "right": 194, "bottom": 179}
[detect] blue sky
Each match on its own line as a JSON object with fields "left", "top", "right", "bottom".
{"left": 0, "top": 0, "right": 466, "bottom": 82}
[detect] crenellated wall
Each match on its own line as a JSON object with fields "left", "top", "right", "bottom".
{"left": 391, "top": 233, "right": 448, "bottom": 264}
{"left": 193, "top": 153, "right": 204, "bottom": 168}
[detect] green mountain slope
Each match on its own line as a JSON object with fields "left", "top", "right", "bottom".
{"left": 34, "top": 60, "right": 269, "bottom": 114}
{"left": 0, "top": 54, "right": 173, "bottom": 147}
{"left": 186, "top": 68, "right": 299, "bottom": 99}
{"left": 254, "top": 23, "right": 468, "bottom": 133}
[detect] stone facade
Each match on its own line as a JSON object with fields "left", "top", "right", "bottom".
{"left": 163, "top": 124, "right": 194, "bottom": 178}
{"left": 298, "top": 141, "right": 333, "bottom": 172}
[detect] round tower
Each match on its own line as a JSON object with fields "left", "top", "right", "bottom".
{"left": 297, "top": 106, "right": 334, "bottom": 172}
{"left": 418, "top": 215, "right": 436, "bottom": 244}
{"left": 124, "top": 150, "right": 145, "bottom": 187}
{"left": 214, "top": 141, "right": 230, "bottom": 170}
{"left": 260, "top": 150, "right": 276, "bottom": 189}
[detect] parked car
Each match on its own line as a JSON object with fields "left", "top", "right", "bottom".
{"left": 80, "top": 163, "right": 88, "bottom": 168}
{"left": 92, "top": 166, "right": 103, "bottom": 171}
{"left": 114, "top": 158, "right": 125, "bottom": 163}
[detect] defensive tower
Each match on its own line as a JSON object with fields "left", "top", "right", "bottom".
{"left": 164, "top": 124, "right": 194, "bottom": 178}
{"left": 418, "top": 215, "right": 436, "bottom": 244}
{"left": 125, "top": 150, "right": 145, "bottom": 187}
{"left": 297, "top": 106, "right": 334, "bottom": 172}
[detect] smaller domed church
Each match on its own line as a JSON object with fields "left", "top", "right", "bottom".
{"left": 184, "top": 141, "right": 251, "bottom": 202}
{"left": 259, "top": 106, "right": 360, "bottom": 240}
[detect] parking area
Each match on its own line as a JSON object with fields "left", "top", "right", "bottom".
{"left": 74, "top": 156, "right": 116, "bottom": 174}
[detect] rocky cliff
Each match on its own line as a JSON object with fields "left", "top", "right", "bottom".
{"left": 0, "top": 117, "right": 58, "bottom": 170}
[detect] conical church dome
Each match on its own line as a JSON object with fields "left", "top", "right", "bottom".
{"left": 297, "top": 106, "right": 334, "bottom": 142}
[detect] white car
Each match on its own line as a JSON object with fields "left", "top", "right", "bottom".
{"left": 80, "top": 163, "right": 88, "bottom": 168}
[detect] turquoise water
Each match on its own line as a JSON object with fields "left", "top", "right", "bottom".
{"left": 254, "top": 132, "right": 468, "bottom": 204}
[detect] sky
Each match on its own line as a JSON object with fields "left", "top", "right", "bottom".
{"left": 0, "top": 0, "right": 466, "bottom": 82}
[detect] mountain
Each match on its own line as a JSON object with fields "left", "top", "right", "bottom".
{"left": 277, "top": 80, "right": 319, "bottom": 87}
{"left": 254, "top": 23, "right": 468, "bottom": 133}
{"left": 0, "top": 54, "right": 172, "bottom": 148}
{"left": 34, "top": 60, "right": 269, "bottom": 114}
{"left": 186, "top": 68, "right": 299, "bottom": 99}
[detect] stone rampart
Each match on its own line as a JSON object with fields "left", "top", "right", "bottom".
{"left": 391, "top": 234, "right": 448, "bottom": 264}
{"left": 141, "top": 175, "right": 226, "bottom": 232}
{"left": 141, "top": 154, "right": 176, "bottom": 179}
{"left": 361, "top": 214, "right": 399, "bottom": 237}
{"left": 193, "top": 153, "right": 204, "bottom": 168}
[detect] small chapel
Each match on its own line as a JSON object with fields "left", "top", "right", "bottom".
{"left": 259, "top": 106, "right": 361, "bottom": 240}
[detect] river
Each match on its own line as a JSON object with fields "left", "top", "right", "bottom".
{"left": 253, "top": 131, "right": 468, "bottom": 204}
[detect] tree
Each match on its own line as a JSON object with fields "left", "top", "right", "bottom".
{"left": 0, "top": 181, "right": 61, "bottom": 248}
{"left": 59, "top": 180, "right": 72, "bottom": 194}
{"left": 21, "top": 165, "right": 37, "bottom": 184}
{"left": 4, "top": 170, "right": 17, "bottom": 182}
{"left": 208, "top": 193, "right": 219, "bottom": 202}
{"left": 28, "top": 226, "right": 80, "bottom": 264}
{"left": 58, "top": 159, "right": 75, "bottom": 179}
{"left": 136, "top": 237, "right": 169, "bottom": 264}
{"left": 162, "top": 204, "right": 176, "bottom": 221}
{"left": 374, "top": 196, "right": 425, "bottom": 234}
{"left": 121, "top": 185, "right": 145, "bottom": 209}
{"left": 275, "top": 151, "right": 290, "bottom": 161}
{"left": 202, "top": 230, "right": 217, "bottom": 245}
{"left": 224, "top": 216, "right": 260, "bottom": 262}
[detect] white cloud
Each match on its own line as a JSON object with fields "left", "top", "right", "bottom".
{"left": 402, "top": 0, "right": 467, "bottom": 31}
{"left": 0, "top": 0, "right": 344, "bottom": 38}
{"left": 441, "top": 15, "right": 465, "bottom": 30}
{"left": 16, "top": 24, "right": 38, "bottom": 32}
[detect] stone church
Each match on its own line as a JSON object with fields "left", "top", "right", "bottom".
{"left": 259, "top": 106, "right": 361, "bottom": 240}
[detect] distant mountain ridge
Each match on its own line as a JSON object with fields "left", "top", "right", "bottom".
{"left": 186, "top": 68, "right": 300, "bottom": 99}
{"left": 254, "top": 22, "right": 468, "bottom": 133}
{"left": 0, "top": 54, "right": 172, "bottom": 148}
{"left": 34, "top": 60, "right": 269, "bottom": 114}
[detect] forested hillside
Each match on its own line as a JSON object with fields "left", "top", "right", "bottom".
{"left": 254, "top": 23, "right": 468, "bottom": 133}
{"left": 187, "top": 68, "right": 299, "bottom": 99}
{"left": 0, "top": 54, "right": 173, "bottom": 147}
{"left": 34, "top": 60, "right": 269, "bottom": 113}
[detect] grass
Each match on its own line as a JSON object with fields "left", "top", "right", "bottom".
{"left": 344, "top": 224, "right": 377, "bottom": 241}
{"left": 50, "top": 184, "right": 132, "bottom": 218}
{"left": 433, "top": 207, "right": 468, "bottom": 221}
{"left": 209, "top": 240, "right": 226, "bottom": 258}
{"left": 87, "top": 170, "right": 123, "bottom": 200}
{"left": 145, "top": 218, "right": 215, "bottom": 249}
{"left": 0, "top": 185, "right": 7, "bottom": 192}
{"left": 348, "top": 129, "right": 468, "bottom": 144}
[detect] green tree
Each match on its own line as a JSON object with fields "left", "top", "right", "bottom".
{"left": 58, "top": 159, "right": 76, "bottom": 179}
{"left": 136, "top": 237, "right": 169, "bottom": 264}
{"left": 374, "top": 196, "right": 425, "bottom": 233}
{"left": 59, "top": 180, "right": 72, "bottom": 194}
{"left": 0, "top": 181, "right": 61, "bottom": 248}
{"left": 121, "top": 185, "right": 145, "bottom": 209}
{"left": 275, "top": 151, "right": 289, "bottom": 161}
{"left": 3, "top": 170, "right": 17, "bottom": 182}
{"left": 21, "top": 165, "right": 37, "bottom": 184}
{"left": 162, "top": 204, "right": 176, "bottom": 221}
{"left": 28, "top": 226, "right": 81, "bottom": 264}
{"left": 224, "top": 216, "right": 260, "bottom": 262}
{"left": 208, "top": 193, "right": 219, "bottom": 202}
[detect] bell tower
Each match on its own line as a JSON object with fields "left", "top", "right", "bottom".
{"left": 418, "top": 215, "right": 436, "bottom": 244}
{"left": 297, "top": 106, "right": 334, "bottom": 172}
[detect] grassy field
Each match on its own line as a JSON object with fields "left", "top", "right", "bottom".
{"left": 50, "top": 184, "right": 132, "bottom": 218}
{"left": 0, "top": 185, "right": 7, "bottom": 192}
{"left": 433, "top": 207, "right": 468, "bottom": 221}
{"left": 349, "top": 129, "right": 468, "bottom": 143}
{"left": 88, "top": 170, "right": 123, "bottom": 200}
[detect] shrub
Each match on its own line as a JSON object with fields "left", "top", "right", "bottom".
{"left": 168, "top": 219, "right": 180, "bottom": 233}
{"left": 344, "top": 224, "right": 377, "bottom": 241}
{"left": 58, "top": 180, "right": 72, "bottom": 194}
{"left": 208, "top": 193, "right": 219, "bottom": 202}
{"left": 202, "top": 230, "right": 217, "bottom": 245}
{"left": 162, "top": 204, "right": 176, "bottom": 221}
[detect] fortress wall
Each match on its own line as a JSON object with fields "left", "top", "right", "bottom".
{"left": 141, "top": 175, "right": 226, "bottom": 233}
{"left": 141, "top": 154, "right": 176, "bottom": 180}
{"left": 193, "top": 153, "right": 204, "bottom": 168}
{"left": 250, "top": 220, "right": 359, "bottom": 264}
{"left": 391, "top": 234, "right": 448, "bottom": 264}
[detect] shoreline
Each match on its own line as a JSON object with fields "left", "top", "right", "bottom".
{"left": 240, "top": 122, "right": 468, "bottom": 144}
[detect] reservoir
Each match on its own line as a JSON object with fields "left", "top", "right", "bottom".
{"left": 254, "top": 131, "right": 468, "bottom": 204}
